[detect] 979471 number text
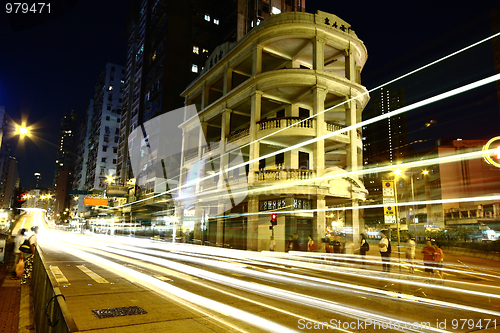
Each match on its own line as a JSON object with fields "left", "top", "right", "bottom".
{"left": 6, "top": 3, "right": 50, "bottom": 14}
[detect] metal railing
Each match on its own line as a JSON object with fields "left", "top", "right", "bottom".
{"left": 32, "top": 247, "right": 78, "bottom": 332}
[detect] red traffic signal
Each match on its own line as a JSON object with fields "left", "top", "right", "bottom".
{"left": 270, "top": 213, "right": 277, "bottom": 226}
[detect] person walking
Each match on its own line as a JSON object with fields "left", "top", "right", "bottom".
{"left": 406, "top": 236, "right": 416, "bottom": 274}
{"left": 285, "top": 235, "right": 293, "bottom": 252}
{"left": 359, "top": 233, "right": 369, "bottom": 268}
{"left": 433, "top": 242, "right": 444, "bottom": 279}
{"left": 379, "top": 231, "right": 391, "bottom": 272}
{"left": 21, "top": 226, "right": 39, "bottom": 285}
{"left": 422, "top": 239, "right": 435, "bottom": 279}
{"left": 11, "top": 228, "right": 26, "bottom": 279}
{"left": 269, "top": 236, "right": 276, "bottom": 251}
{"left": 307, "top": 235, "right": 316, "bottom": 252}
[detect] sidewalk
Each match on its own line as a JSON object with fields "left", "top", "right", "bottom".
{"left": 0, "top": 264, "right": 21, "bottom": 333}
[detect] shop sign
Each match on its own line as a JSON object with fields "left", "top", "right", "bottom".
{"left": 259, "top": 199, "right": 286, "bottom": 211}
{"left": 294, "top": 199, "right": 312, "bottom": 210}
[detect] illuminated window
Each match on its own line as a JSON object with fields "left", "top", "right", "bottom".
{"left": 193, "top": 46, "right": 199, "bottom": 54}
{"left": 202, "top": 48, "right": 208, "bottom": 54}
{"left": 108, "top": 86, "right": 113, "bottom": 91}
{"left": 271, "top": 7, "right": 281, "bottom": 14}
{"left": 213, "top": 18, "right": 219, "bottom": 25}
{"left": 204, "top": 14, "right": 210, "bottom": 21}
{"left": 191, "top": 64, "right": 198, "bottom": 73}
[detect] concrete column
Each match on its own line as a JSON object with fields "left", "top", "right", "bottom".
{"left": 194, "top": 202, "right": 203, "bottom": 244}
{"left": 219, "top": 109, "right": 231, "bottom": 189}
{"left": 198, "top": 122, "right": 207, "bottom": 158}
{"left": 346, "top": 98, "right": 358, "bottom": 176}
{"left": 313, "top": 87, "right": 327, "bottom": 178}
{"left": 345, "top": 42, "right": 356, "bottom": 82}
{"left": 345, "top": 200, "right": 360, "bottom": 254}
{"left": 315, "top": 196, "right": 326, "bottom": 247}
{"left": 252, "top": 45, "right": 263, "bottom": 76}
{"left": 201, "top": 85, "right": 209, "bottom": 109}
{"left": 247, "top": 196, "right": 259, "bottom": 251}
{"left": 313, "top": 37, "right": 325, "bottom": 71}
{"left": 178, "top": 131, "right": 190, "bottom": 191}
{"left": 216, "top": 200, "right": 226, "bottom": 246}
{"left": 223, "top": 68, "right": 233, "bottom": 94}
{"left": 248, "top": 91, "right": 262, "bottom": 186}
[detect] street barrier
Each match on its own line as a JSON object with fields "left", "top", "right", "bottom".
{"left": 32, "top": 247, "right": 78, "bottom": 333}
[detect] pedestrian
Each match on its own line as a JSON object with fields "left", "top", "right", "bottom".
{"left": 379, "top": 231, "right": 391, "bottom": 272}
{"left": 359, "top": 233, "right": 369, "bottom": 267}
{"left": 292, "top": 233, "right": 300, "bottom": 251}
{"left": 11, "top": 228, "right": 26, "bottom": 279}
{"left": 286, "top": 235, "right": 293, "bottom": 252}
{"left": 332, "top": 237, "right": 341, "bottom": 254}
{"left": 433, "top": 242, "right": 444, "bottom": 279}
{"left": 21, "top": 226, "right": 39, "bottom": 285}
{"left": 325, "top": 240, "right": 333, "bottom": 253}
{"left": 307, "top": 235, "right": 316, "bottom": 252}
{"left": 406, "top": 236, "right": 416, "bottom": 274}
{"left": 422, "top": 239, "right": 435, "bottom": 278}
{"left": 269, "top": 236, "right": 276, "bottom": 251}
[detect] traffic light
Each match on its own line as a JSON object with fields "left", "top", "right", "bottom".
{"left": 270, "top": 213, "right": 277, "bottom": 226}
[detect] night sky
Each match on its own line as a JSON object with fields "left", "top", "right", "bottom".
{"left": 1, "top": 0, "right": 499, "bottom": 189}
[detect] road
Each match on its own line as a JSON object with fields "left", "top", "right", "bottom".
{"left": 13, "top": 210, "right": 500, "bottom": 332}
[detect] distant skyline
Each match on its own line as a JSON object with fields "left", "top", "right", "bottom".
{"left": 1, "top": 0, "right": 499, "bottom": 188}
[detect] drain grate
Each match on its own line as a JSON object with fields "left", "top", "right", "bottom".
{"left": 92, "top": 306, "right": 147, "bottom": 319}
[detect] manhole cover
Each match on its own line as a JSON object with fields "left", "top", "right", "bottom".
{"left": 92, "top": 306, "right": 147, "bottom": 319}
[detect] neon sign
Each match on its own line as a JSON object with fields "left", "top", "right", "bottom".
{"left": 483, "top": 136, "right": 500, "bottom": 168}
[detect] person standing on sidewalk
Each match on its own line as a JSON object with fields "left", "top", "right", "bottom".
{"left": 379, "top": 231, "right": 391, "bottom": 272}
{"left": 406, "top": 236, "right": 416, "bottom": 274}
{"left": 21, "top": 226, "right": 38, "bottom": 285}
{"left": 269, "top": 236, "right": 276, "bottom": 251}
{"left": 11, "top": 228, "right": 26, "bottom": 278}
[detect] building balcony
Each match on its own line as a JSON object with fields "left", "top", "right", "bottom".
{"left": 254, "top": 168, "right": 314, "bottom": 183}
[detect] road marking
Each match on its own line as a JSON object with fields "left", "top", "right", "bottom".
{"left": 231, "top": 273, "right": 244, "bottom": 277}
{"left": 77, "top": 265, "right": 109, "bottom": 283}
{"left": 50, "top": 266, "right": 70, "bottom": 285}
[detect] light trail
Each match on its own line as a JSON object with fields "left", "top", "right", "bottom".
{"left": 44, "top": 236, "right": 453, "bottom": 333}
{"left": 43, "top": 231, "right": 500, "bottom": 308}
{"left": 45, "top": 239, "right": 300, "bottom": 333}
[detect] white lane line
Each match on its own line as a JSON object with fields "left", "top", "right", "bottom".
{"left": 77, "top": 265, "right": 109, "bottom": 283}
{"left": 50, "top": 266, "right": 70, "bottom": 285}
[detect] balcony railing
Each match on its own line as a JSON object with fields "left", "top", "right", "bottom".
{"left": 258, "top": 117, "right": 315, "bottom": 131}
{"left": 202, "top": 140, "right": 220, "bottom": 155}
{"left": 325, "top": 122, "right": 349, "bottom": 136}
{"left": 227, "top": 126, "right": 250, "bottom": 142}
{"left": 255, "top": 168, "right": 314, "bottom": 182}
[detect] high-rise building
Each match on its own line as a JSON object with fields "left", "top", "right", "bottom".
{"left": 85, "top": 63, "right": 125, "bottom": 191}
{"left": 0, "top": 156, "right": 19, "bottom": 209}
{"left": 53, "top": 110, "right": 78, "bottom": 187}
{"left": 117, "top": 0, "right": 306, "bottom": 183}
{"left": 72, "top": 100, "right": 93, "bottom": 217}
{"left": 363, "top": 85, "right": 408, "bottom": 167}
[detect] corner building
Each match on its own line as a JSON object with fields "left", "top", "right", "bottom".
{"left": 180, "top": 11, "right": 369, "bottom": 251}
